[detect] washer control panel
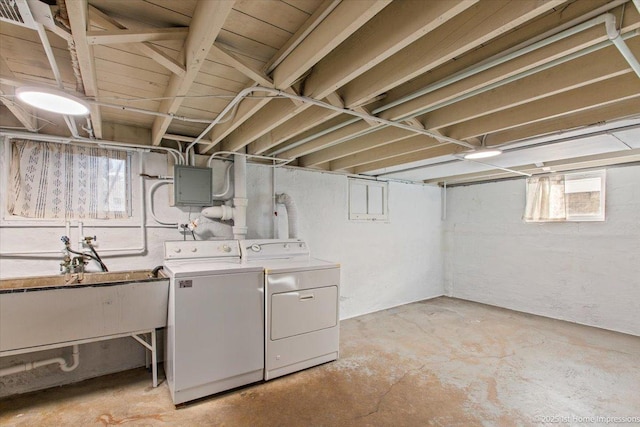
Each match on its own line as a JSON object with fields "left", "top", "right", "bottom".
{"left": 164, "top": 240, "right": 240, "bottom": 260}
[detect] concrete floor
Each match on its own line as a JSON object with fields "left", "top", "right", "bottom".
{"left": 1, "top": 297, "right": 639, "bottom": 426}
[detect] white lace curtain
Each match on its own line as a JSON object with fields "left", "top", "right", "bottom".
{"left": 8, "top": 139, "right": 128, "bottom": 219}
{"left": 524, "top": 175, "right": 566, "bottom": 222}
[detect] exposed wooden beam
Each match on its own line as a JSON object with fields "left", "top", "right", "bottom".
{"left": 264, "top": 0, "right": 341, "bottom": 73}
{"left": 66, "top": 0, "right": 102, "bottom": 138}
{"left": 381, "top": 7, "right": 640, "bottom": 122}
{"left": 151, "top": 0, "right": 234, "bottom": 146}
{"left": 88, "top": 6, "right": 185, "bottom": 77}
{"left": 303, "top": 0, "right": 478, "bottom": 99}
{"left": 276, "top": 120, "right": 372, "bottom": 159}
{"left": 331, "top": 136, "right": 445, "bottom": 171}
{"left": 355, "top": 144, "right": 468, "bottom": 174}
{"left": 486, "top": 98, "right": 640, "bottom": 147}
{"left": 441, "top": 73, "right": 640, "bottom": 140}
{"left": 0, "top": 84, "right": 37, "bottom": 131}
{"left": 340, "top": 0, "right": 565, "bottom": 108}
{"left": 300, "top": 126, "right": 418, "bottom": 167}
{"left": 86, "top": 27, "right": 188, "bottom": 45}
{"left": 272, "top": 0, "right": 391, "bottom": 89}
{"left": 423, "top": 148, "right": 640, "bottom": 185}
{"left": 420, "top": 41, "right": 639, "bottom": 130}
{"left": 210, "top": 43, "right": 273, "bottom": 87}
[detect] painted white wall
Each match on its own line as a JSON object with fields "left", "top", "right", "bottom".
{"left": 247, "top": 165, "right": 444, "bottom": 320}
{"left": 0, "top": 142, "right": 443, "bottom": 395}
{"left": 443, "top": 165, "right": 640, "bottom": 336}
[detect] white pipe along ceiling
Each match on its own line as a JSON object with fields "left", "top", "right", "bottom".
{"left": 0, "top": 0, "right": 640, "bottom": 184}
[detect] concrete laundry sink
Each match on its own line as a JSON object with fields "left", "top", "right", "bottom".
{"left": 0, "top": 270, "right": 169, "bottom": 353}
{"left": 0, "top": 270, "right": 162, "bottom": 291}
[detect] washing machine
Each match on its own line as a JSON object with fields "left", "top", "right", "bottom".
{"left": 163, "top": 240, "right": 264, "bottom": 404}
{"left": 240, "top": 239, "right": 340, "bottom": 380}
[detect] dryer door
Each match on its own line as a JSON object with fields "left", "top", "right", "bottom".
{"left": 271, "top": 285, "right": 338, "bottom": 340}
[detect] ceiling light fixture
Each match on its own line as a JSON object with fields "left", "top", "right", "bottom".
{"left": 463, "top": 147, "right": 503, "bottom": 160}
{"left": 15, "top": 86, "right": 90, "bottom": 116}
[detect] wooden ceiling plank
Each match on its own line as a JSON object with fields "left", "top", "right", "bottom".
{"left": 86, "top": 27, "right": 189, "bottom": 45}
{"left": 420, "top": 41, "right": 640, "bottom": 130}
{"left": 300, "top": 126, "right": 417, "bottom": 167}
{"left": 382, "top": 9, "right": 640, "bottom": 122}
{"left": 340, "top": 0, "right": 565, "bottom": 109}
{"left": 486, "top": 98, "right": 640, "bottom": 147}
{"left": 210, "top": 43, "right": 273, "bottom": 87}
{"left": 354, "top": 144, "right": 468, "bottom": 174}
{"left": 88, "top": 6, "right": 185, "bottom": 77}
{"left": 200, "top": 95, "right": 272, "bottom": 153}
{"left": 66, "top": 0, "right": 103, "bottom": 138}
{"left": 303, "top": 0, "right": 478, "bottom": 100}
{"left": 151, "top": 0, "right": 235, "bottom": 146}
{"left": 0, "top": 84, "right": 38, "bottom": 131}
{"left": 331, "top": 136, "right": 444, "bottom": 171}
{"left": 276, "top": 120, "right": 372, "bottom": 159}
{"left": 264, "top": 0, "right": 341, "bottom": 73}
{"left": 222, "top": 97, "right": 299, "bottom": 152}
{"left": 441, "top": 73, "right": 640, "bottom": 140}
{"left": 272, "top": 0, "right": 391, "bottom": 89}
{"left": 262, "top": 106, "right": 342, "bottom": 152}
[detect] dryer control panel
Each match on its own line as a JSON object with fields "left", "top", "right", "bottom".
{"left": 164, "top": 240, "right": 240, "bottom": 260}
{"left": 241, "top": 239, "right": 309, "bottom": 260}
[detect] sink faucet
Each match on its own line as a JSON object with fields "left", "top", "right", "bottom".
{"left": 60, "top": 236, "right": 88, "bottom": 276}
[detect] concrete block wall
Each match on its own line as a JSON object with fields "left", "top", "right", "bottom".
{"left": 443, "top": 164, "right": 640, "bottom": 336}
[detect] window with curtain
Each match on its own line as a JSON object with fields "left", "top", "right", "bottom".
{"left": 524, "top": 170, "right": 605, "bottom": 222}
{"left": 7, "top": 139, "right": 130, "bottom": 219}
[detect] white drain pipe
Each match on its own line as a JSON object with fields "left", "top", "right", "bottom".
{"left": 232, "top": 154, "right": 248, "bottom": 240}
{"left": 0, "top": 345, "right": 79, "bottom": 377}
{"left": 201, "top": 154, "right": 248, "bottom": 239}
{"left": 276, "top": 193, "right": 298, "bottom": 239}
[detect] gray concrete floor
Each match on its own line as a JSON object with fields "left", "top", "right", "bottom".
{"left": 1, "top": 297, "right": 639, "bottom": 426}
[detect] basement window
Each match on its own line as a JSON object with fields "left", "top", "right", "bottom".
{"left": 524, "top": 170, "right": 606, "bottom": 222}
{"left": 348, "top": 178, "right": 388, "bottom": 221}
{"left": 7, "top": 139, "right": 131, "bottom": 219}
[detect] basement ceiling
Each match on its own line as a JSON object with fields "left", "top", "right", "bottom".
{"left": 0, "top": 0, "right": 639, "bottom": 184}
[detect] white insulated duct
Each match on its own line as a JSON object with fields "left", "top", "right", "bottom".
{"left": 276, "top": 193, "right": 298, "bottom": 239}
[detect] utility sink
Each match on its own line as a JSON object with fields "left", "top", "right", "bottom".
{"left": 0, "top": 270, "right": 169, "bottom": 353}
{"left": 0, "top": 270, "right": 162, "bottom": 291}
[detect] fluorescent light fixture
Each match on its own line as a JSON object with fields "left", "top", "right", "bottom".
{"left": 16, "top": 86, "right": 90, "bottom": 116}
{"left": 463, "top": 148, "right": 503, "bottom": 160}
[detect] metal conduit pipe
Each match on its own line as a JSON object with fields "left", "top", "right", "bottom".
{"left": 185, "top": 87, "right": 474, "bottom": 164}
{"left": 271, "top": 8, "right": 640, "bottom": 157}
{"left": 403, "top": 30, "right": 640, "bottom": 119}
{"left": 605, "top": 13, "right": 640, "bottom": 77}
{"left": 0, "top": 345, "right": 79, "bottom": 377}
{"left": 0, "top": 131, "right": 185, "bottom": 165}
{"left": 148, "top": 180, "right": 178, "bottom": 226}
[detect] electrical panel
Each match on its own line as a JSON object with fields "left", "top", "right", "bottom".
{"left": 173, "top": 165, "right": 213, "bottom": 206}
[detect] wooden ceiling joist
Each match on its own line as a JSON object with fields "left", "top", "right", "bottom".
{"left": 150, "top": 0, "right": 235, "bottom": 146}
{"left": 442, "top": 73, "right": 640, "bottom": 140}
{"left": 86, "top": 28, "right": 188, "bottom": 45}
{"left": 331, "top": 136, "right": 445, "bottom": 171}
{"left": 65, "top": 0, "right": 103, "bottom": 138}
{"left": 88, "top": 6, "right": 185, "bottom": 77}
{"left": 302, "top": 0, "right": 477, "bottom": 99}
{"left": 272, "top": 0, "right": 391, "bottom": 90}
{"left": 340, "top": 0, "right": 566, "bottom": 109}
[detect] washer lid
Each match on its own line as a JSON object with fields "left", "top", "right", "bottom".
{"left": 163, "top": 259, "right": 263, "bottom": 277}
